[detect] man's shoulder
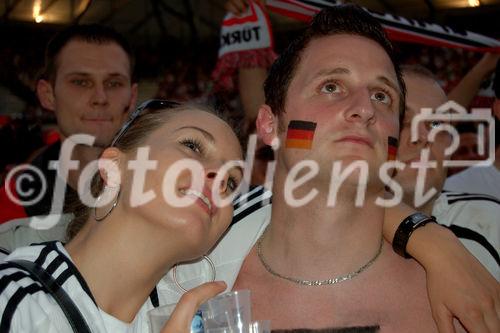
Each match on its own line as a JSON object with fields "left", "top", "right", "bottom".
{"left": 434, "top": 191, "right": 500, "bottom": 273}
{"left": 444, "top": 166, "right": 500, "bottom": 198}
{"left": 29, "top": 141, "right": 61, "bottom": 169}
{"left": 437, "top": 191, "right": 500, "bottom": 207}
{"left": 0, "top": 141, "right": 74, "bottom": 223}
{"left": 218, "top": 185, "right": 272, "bottom": 256}
{"left": 434, "top": 191, "right": 500, "bottom": 235}
{"left": 0, "top": 214, "right": 71, "bottom": 254}
{"left": 231, "top": 185, "right": 272, "bottom": 226}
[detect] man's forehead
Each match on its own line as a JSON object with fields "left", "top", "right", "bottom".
{"left": 56, "top": 40, "right": 131, "bottom": 73}
{"left": 298, "top": 36, "right": 398, "bottom": 87}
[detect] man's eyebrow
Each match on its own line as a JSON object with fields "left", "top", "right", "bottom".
{"left": 175, "top": 126, "right": 215, "bottom": 143}
{"left": 65, "top": 72, "right": 128, "bottom": 78}
{"left": 65, "top": 72, "right": 91, "bottom": 77}
{"left": 107, "top": 73, "right": 129, "bottom": 78}
{"left": 310, "top": 67, "right": 350, "bottom": 82}
{"left": 377, "top": 76, "right": 399, "bottom": 94}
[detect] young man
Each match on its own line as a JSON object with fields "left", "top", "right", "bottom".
{"left": 0, "top": 25, "right": 138, "bottom": 223}
{"left": 233, "top": 7, "right": 448, "bottom": 331}
{"left": 159, "top": 5, "right": 498, "bottom": 333}
{"left": 395, "top": 65, "right": 499, "bottom": 279}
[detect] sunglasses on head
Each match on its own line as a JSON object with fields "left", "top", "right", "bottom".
{"left": 110, "top": 99, "right": 180, "bottom": 147}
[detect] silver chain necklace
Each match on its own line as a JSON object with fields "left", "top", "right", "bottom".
{"left": 256, "top": 227, "right": 383, "bottom": 286}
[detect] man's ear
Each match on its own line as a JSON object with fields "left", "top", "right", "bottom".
{"left": 36, "top": 79, "right": 56, "bottom": 111}
{"left": 128, "top": 83, "right": 139, "bottom": 113}
{"left": 256, "top": 105, "right": 278, "bottom": 146}
{"left": 98, "top": 148, "right": 123, "bottom": 188}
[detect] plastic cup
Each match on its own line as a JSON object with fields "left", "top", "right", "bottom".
{"left": 201, "top": 290, "right": 252, "bottom": 330}
{"left": 248, "top": 320, "right": 271, "bottom": 333}
{"left": 147, "top": 303, "right": 176, "bottom": 333}
{"left": 205, "top": 320, "right": 271, "bottom": 333}
{"left": 148, "top": 303, "right": 205, "bottom": 333}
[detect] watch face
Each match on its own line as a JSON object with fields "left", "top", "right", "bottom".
{"left": 410, "top": 213, "right": 434, "bottom": 228}
{"left": 410, "top": 213, "right": 425, "bottom": 222}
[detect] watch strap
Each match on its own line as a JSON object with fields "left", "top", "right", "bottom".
{"left": 393, "top": 212, "right": 437, "bottom": 258}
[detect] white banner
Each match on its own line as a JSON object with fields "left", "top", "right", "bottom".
{"left": 218, "top": 1, "right": 273, "bottom": 58}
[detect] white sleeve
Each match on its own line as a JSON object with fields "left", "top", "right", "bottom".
{"left": 0, "top": 215, "right": 70, "bottom": 253}
{"left": 445, "top": 201, "right": 500, "bottom": 280}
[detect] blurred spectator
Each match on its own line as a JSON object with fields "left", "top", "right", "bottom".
{"left": 0, "top": 117, "right": 44, "bottom": 184}
{"left": 396, "top": 65, "right": 499, "bottom": 278}
{"left": 448, "top": 122, "right": 489, "bottom": 176}
{"left": 0, "top": 24, "right": 137, "bottom": 224}
{"left": 444, "top": 60, "right": 500, "bottom": 199}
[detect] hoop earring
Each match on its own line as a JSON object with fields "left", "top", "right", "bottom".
{"left": 94, "top": 187, "right": 121, "bottom": 222}
{"left": 173, "top": 255, "right": 216, "bottom": 292}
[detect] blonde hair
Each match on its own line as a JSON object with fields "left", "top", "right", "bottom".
{"left": 66, "top": 103, "right": 242, "bottom": 239}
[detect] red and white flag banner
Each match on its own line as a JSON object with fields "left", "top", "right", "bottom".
{"left": 266, "top": 0, "right": 500, "bottom": 52}
{"left": 212, "top": 1, "right": 276, "bottom": 91}
{"left": 218, "top": 1, "right": 274, "bottom": 57}
{"left": 212, "top": 0, "right": 498, "bottom": 92}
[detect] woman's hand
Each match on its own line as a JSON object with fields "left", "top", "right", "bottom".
{"left": 161, "top": 281, "right": 227, "bottom": 333}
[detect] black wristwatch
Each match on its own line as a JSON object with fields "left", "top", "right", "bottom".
{"left": 392, "top": 213, "right": 437, "bottom": 258}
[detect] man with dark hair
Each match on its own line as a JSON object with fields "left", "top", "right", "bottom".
{"left": 395, "top": 65, "right": 499, "bottom": 279}
{"left": 233, "top": 6, "right": 444, "bottom": 330}
{"left": 0, "top": 24, "right": 138, "bottom": 224}
{"left": 263, "top": 4, "right": 406, "bottom": 121}
{"left": 161, "top": 5, "right": 499, "bottom": 332}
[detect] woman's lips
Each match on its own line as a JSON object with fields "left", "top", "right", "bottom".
{"left": 179, "top": 189, "right": 215, "bottom": 217}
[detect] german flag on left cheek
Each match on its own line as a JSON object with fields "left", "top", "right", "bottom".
{"left": 388, "top": 136, "right": 398, "bottom": 161}
{"left": 285, "top": 120, "right": 317, "bottom": 149}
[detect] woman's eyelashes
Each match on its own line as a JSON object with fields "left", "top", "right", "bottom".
{"left": 227, "top": 176, "right": 240, "bottom": 193}
{"left": 178, "top": 136, "right": 242, "bottom": 194}
{"left": 179, "top": 137, "right": 205, "bottom": 155}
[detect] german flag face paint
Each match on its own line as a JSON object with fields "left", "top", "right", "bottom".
{"left": 388, "top": 136, "right": 398, "bottom": 161}
{"left": 285, "top": 120, "right": 317, "bottom": 150}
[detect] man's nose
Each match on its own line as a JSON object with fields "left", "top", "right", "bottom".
{"left": 343, "top": 90, "right": 376, "bottom": 125}
{"left": 91, "top": 83, "right": 108, "bottom": 105}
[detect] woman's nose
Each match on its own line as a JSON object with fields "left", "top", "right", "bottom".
{"left": 205, "top": 169, "right": 228, "bottom": 193}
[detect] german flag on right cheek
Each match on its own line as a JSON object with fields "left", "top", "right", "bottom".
{"left": 388, "top": 136, "right": 398, "bottom": 161}
{"left": 285, "top": 120, "right": 317, "bottom": 149}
